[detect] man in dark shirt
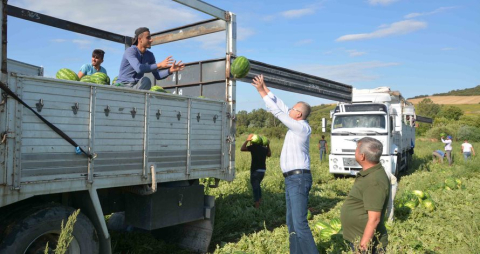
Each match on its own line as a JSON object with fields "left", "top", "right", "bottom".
{"left": 341, "top": 137, "right": 389, "bottom": 253}
{"left": 241, "top": 134, "right": 271, "bottom": 208}
{"left": 318, "top": 135, "right": 328, "bottom": 162}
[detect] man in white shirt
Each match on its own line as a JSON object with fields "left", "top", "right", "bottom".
{"left": 441, "top": 135, "right": 453, "bottom": 166}
{"left": 461, "top": 139, "right": 475, "bottom": 161}
{"left": 251, "top": 74, "right": 318, "bottom": 254}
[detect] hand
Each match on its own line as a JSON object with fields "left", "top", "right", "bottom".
{"left": 157, "top": 56, "right": 174, "bottom": 69}
{"left": 247, "top": 134, "right": 253, "bottom": 141}
{"left": 359, "top": 241, "right": 368, "bottom": 251}
{"left": 169, "top": 60, "right": 185, "bottom": 73}
{"left": 251, "top": 74, "right": 266, "bottom": 91}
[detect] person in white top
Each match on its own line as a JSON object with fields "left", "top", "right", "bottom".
{"left": 441, "top": 135, "right": 453, "bottom": 166}
{"left": 251, "top": 74, "right": 318, "bottom": 254}
{"left": 461, "top": 139, "right": 475, "bottom": 161}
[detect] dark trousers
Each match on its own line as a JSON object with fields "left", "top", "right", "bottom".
{"left": 285, "top": 173, "right": 318, "bottom": 254}
{"left": 250, "top": 170, "right": 265, "bottom": 202}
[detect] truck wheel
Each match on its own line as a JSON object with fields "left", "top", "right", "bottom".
{"left": 0, "top": 204, "right": 99, "bottom": 254}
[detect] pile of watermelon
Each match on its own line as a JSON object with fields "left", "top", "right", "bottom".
{"left": 396, "top": 190, "right": 436, "bottom": 212}
{"left": 443, "top": 177, "right": 464, "bottom": 190}
{"left": 230, "top": 56, "right": 251, "bottom": 79}
{"left": 250, "top": 134, "right": 269, "bottom": 146}
{"left": 56, "top": 68, "right": 79, "bottom": 81}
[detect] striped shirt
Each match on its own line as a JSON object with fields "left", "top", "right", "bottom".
{"left": 263, "top": 92, "right": 311, "bottom": 173}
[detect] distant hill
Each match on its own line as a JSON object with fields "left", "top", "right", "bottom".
{"left": 408, "top": 85, "right": 480, "bottom": 100}
{"left": 408, "top": 96, "right": 480, "bottom": 105}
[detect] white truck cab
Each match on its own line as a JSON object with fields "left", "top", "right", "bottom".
{"left": 329, "top": 87, "right": 416, "bottom": 176}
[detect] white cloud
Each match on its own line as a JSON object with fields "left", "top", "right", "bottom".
{"left": 237, "top": 27, "right": 255, "bottom": 41}
{"left": 346, "top": 50, "right": 366, "bottom": 57}
{"left": 280, "top": 8, "right": 316, "bottom": 19}
{"left": 299, "top": 61, "right": 400, "bottom": 83}
{"left": 368, "top": 0, "right": 399, "bottom": 6}
{"left": 404, "top": 6, "right": 458, "bottom": 19}
{"left": 336, "top": 20, "right": 427, "bottom": 42}
{"left": 51, "top": 39, "right": 66, "bottom": 43}
{"left": 295, "top": 39, "right": 314, "bottom": 46}
{"left": 10, "top": 0, "right": 199, "bottom": 35}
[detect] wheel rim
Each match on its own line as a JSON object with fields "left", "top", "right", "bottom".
{"left": 24, "top": 230, "right": 81, "bottom": 254}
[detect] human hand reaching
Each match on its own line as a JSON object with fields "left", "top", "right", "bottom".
{"left": 157, "top": 56, "right": 174, "bottom": 69}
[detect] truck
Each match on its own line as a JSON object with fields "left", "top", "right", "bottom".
{"left": 0, "top": 1, "right": 353, "bottom": 253}
{"left": 329, "top": 87, "right": 420, "bottom": 177}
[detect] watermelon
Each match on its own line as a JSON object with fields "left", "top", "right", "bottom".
{"left": 404, "top": 201, "right": 417, "bottom": 210}
{"left": 440, "top": 132, "right": 446, "bottom": 137}
{"left": 91, "top": 72, "right": 110, "bottom": 85}
{"left": 198, "top": 95, "right": 206, "bottom": 98}
{"left": 112, "top": 76, "right": 118, "bottom": 85}
{"left": 307, "top": 209, "right": 313, "bottom": 220}
{"left": 56, "top": 68, "right": 79, "bottom": 81}
{"left": 329, "top": 218, "right": 342, "bottom": 232}
{"left": 150, "top": 85, "right": 168, "bottom": 93}
{"left": 314, "top": 220, "right": 332, "bottom": 231}
{"left": 445, "top": 178, "right": 457, "bottom": 190}
{"left": 230, "top": 56, "right": 250, "bottom": 79}
{"left": 251, "top": 134, "right": 263, "bottom": 145}
{"left": 422, "top": 199, "right": 436, "bottom": 211}
{"left": 319, "top": 228, "right": 336, "bottom": 240}
{"left": 261, "top": 136, "right": 269, "bottom": 146}
{"left": 80, "top": 75, "right": 94, "bottom": 83}
{"left": 412, "top": 190, "right": 425, "bottom": 200}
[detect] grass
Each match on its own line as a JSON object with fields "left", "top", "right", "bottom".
{"left": 110, "top": 135, "right": 480, "bottom": 253}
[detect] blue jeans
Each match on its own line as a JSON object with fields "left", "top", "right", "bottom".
{"left": 464, "top": 152, "right": 471, "bottom": 161}
{"left": 285, "top": 172, "right": 318, "bottom": 254}
{"left": 250, "top": 170, "right": 265, "bottom": 202}
{"left": 319, "top": 148, "right": 326, "bottom": 161}
{"left": 119, "top": 76, "right": 152, "bottom": 90}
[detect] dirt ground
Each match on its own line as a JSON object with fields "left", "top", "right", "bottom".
{"left": 409, "top": 96, "right": 480, "bottom": 104}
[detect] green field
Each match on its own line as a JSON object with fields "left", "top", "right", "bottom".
{"left": 111, "top": 134, "right": 480, "bottom": 253}
{"left": 444, "top": 104, "right": 480, "bottom": 115}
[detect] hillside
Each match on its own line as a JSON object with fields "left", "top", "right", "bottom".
{"left": 408, "top": 96, "right": 480, "bottom": 105}
{"left": 408, "top": 85, "right": 480, "bottom": 100}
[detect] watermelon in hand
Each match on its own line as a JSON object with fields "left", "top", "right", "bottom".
{"left": 56, "top": 68, "right": 79, "bottom": 81}
{"left": 251, "top": 134, "right": 263, "bottom": 145}
{"left": 230, "top": 56, "right": 250, "bottom": 79}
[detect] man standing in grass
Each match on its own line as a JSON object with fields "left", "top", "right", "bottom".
{"left": 341, "top": 137, "right": 389, "bottom": 253}
{"left": 318, "top": 135, "right": 328, "bottom": 162}
{"left": 441, "top": 135, "right": 453, "bottom": 166}
{"left": 251, "top": 74, "right": 318, "bottom": 254}
{"left": 461, "top": 139, "right": 475, "bottom": 161}
{"left": 240, "top": 134, "right": 271, "bottom": 208}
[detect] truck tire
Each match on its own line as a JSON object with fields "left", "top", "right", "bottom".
{"left": 0, "top": 204, "right": 99, "bottom": 254}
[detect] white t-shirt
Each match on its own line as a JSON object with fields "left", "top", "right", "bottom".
{"left": 442, "top": 138, "right": 452, "bottom": 151}
{"left": 462, "top": 143, "right": 473, "bottom": 153}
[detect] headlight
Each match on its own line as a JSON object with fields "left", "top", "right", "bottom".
{"left": 333, "top": 158, "right": 338, "bottom": 164}
{"left": 333, "top": 165, "right": 338, "bottom": 169}
{"left": 380, "top": 159, "right": 385, "bottom": 164}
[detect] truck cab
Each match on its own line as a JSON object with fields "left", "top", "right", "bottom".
{"left": 329, "top": 87, "right": 416, "bottom": 176}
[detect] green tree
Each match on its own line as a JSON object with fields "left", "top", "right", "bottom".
{"left": 438, "top": 106, "right": 463, "bottom": 120}
{"left": 416, "top": 98, "right": 441, "bottom": 118}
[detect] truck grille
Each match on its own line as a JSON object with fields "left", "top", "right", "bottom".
{"left": 342, "top": 149, "right": 355, "bottom": 153}
{"left": 343, "top": 158, "right": 360, "bottom": 167}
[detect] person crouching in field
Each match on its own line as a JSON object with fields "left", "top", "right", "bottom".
{"left": 241, "top": 134, "right": 271, "bottom": 208}
{"left": 341, "top": 137, "right": 389, "bottom": 253}
{"left": 251, "top": 74, "right": 318, "bottom": 254}
{"left": 432, "top": 149, "right": 445, "bottom": 163}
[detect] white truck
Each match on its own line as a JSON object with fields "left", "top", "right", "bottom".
{"left": 0, "top": 1, "right": 353, "bottom": 253}
{"left": 329, "top": 87, "right": 417, "bottom": 177}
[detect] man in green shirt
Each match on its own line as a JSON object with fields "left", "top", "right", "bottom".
{"left": 341, "top": 137, "right": 390, "bottom": 253}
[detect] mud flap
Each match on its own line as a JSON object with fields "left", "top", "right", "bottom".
{"left": 152, "top": 195, "right": 215, "bottom": 253}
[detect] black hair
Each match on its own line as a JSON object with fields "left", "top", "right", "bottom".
{"left": 92, "top": 49, "right": 105, "bottom": 59}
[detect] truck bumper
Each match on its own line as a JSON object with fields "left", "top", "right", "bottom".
{"left": 329, "top": 154, "right": 394, "bottom": 176}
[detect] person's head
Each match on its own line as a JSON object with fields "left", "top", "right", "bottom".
{"left": 321, "top": 135, "right": 325, "bottom": 139}
{"left": 91, "top": 49, "right": 105, "bottom": 67}
{"left": 289, "top": 101, "right": 311, "bottom": 120}
{"left": 133, "top": 27, "right": 152, "bottom": 50}
{"left": 464, "top": 139, "right": 468, "bottom": 143}
{"left": 447, "top": 135, "right": 452, "bottom": 140}
{"left": 355, "top": 137, "right": 383, "bottom": 166}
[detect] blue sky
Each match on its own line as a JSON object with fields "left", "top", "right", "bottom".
{"left": 7, "top": 0, "right": 480, "bottom": 112}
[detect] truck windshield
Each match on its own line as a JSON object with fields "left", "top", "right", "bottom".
{"left": 333, "top": 115, "right": 386, "bottom": 129}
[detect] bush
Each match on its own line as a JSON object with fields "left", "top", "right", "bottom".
{"left": 425, "top": 125, "right": 456, "bottom": 140}
{"left": 456, "top": 125, "right": 480, "bottom": 142}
